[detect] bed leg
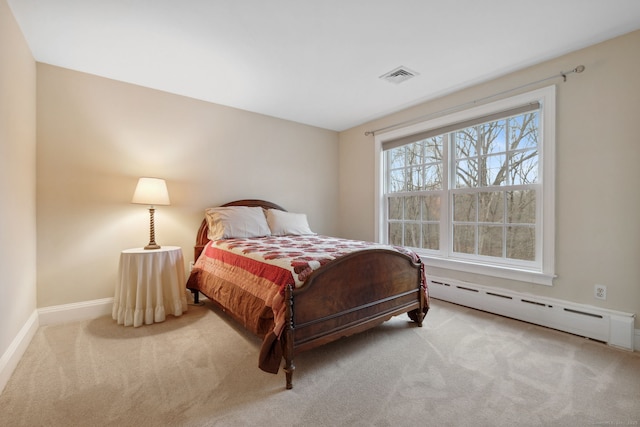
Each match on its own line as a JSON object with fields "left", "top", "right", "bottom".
{"left": 408, "top": 280, "right": 427, "bottom": 326}
{"left": 283, "top": 284, "right": 295, "bottom": 389}
{"left": 284, "top": 359, "right": 295, "bottom": 390}
{"left": 189, "top": 289, "right": 199, "bottom": 304}
{"left": 409, "top": 309, "right": 425, "bottom": 327}
{"left": 408, "top": 308, "right": 424, "bottom": 326}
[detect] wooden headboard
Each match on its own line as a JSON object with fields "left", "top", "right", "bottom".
{"left": 193, "top": 199, "right": 286, "bottom": 261}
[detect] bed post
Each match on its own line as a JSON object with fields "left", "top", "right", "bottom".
{"left": 283, "top": 284, "right": 295, "bottom": 389}
{"left": 416, "top": 283, "right": 426, "bottom": 326}
{"left": 408, "top": 262, "right": 427, "bottom": 327}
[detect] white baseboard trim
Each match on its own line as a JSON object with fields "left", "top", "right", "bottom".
{"left": 428, "top": 275, "right": 637, "bottom": 351}
{"left": 0, "top": 310, "right": 39, "bottom": 395}
{"left": 38, "top": 297, "right": 114, "bottom": 326}
{"left": 2, "top": 297, "right": 114, "bottom": 395}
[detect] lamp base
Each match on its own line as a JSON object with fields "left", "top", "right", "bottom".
{"left": 144, "top": 207, "right": 161, "bottom": 250}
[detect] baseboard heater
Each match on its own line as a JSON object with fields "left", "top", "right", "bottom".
{"left": 427, "top": 275, "right": 635, "bottom": 351}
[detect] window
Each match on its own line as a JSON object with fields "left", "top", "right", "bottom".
{"left": 375, "top": 87, "right": 555, "bottom": 285}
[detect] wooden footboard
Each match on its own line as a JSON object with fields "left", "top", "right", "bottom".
{"left": 291, "top": 249, "right": 423, "bottom": 350}
{"left": 281, "top": 249, "right": 425, "bottom": 389}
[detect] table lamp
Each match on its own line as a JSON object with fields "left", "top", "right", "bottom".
{"left": 131, "top": 177, "right": 170, "bottom": 250}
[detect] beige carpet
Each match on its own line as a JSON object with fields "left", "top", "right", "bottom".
{"left": 1, "top": 299, "right": 639, "bottom": 426}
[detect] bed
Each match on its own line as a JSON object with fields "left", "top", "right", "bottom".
{"left": 186, "top": 199, "right": 429, "bottom": 389}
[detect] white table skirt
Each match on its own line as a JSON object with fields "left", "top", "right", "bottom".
{"left": 113, "top": 246, "right": 188, "bottom": 327}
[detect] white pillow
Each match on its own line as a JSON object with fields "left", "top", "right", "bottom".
{"left": 205, "top": 206, "right": 271, "bottom": 240}
{"left": 265, "top": 209, "right": 315, "bottom": 236}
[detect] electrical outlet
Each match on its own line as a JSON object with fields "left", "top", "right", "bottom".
{"left": 594, "top": 284, "right": 607, "bottom": 300}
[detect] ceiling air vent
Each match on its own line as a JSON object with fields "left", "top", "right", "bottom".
{"left": 380, "top": 66, "right": 419, "bottom": 84}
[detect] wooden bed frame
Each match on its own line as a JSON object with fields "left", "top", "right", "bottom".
{"left": 188, "top": 199, "right": 428, "bottom": 389}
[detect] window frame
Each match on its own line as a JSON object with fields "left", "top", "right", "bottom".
{"left": 374, "top": 86, "right": 556, "bottom": 286}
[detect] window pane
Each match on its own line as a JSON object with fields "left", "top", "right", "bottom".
{"left": 484, "top": 154, "right": 507, "bottom": 186}
{"left": 506, "top": 226, "right": 535, "bottom": 261}
{"left": 422, "top": 224, "right": 439, "bottom": 250}
{"left": 478, "top": 191, "right": 504, "bottom": 223}
{"left": 507, "top": 190, "right": 536, "bottom": 224}
{"left": 388, "top": 197, "right": 402, "bottom": 220}
{"left": 453, "top": 225, "right": 475, "bottom": 254}
{"left": 454, "top": 128, "right": 477, "bottom": 158}
{"left": 389, "top": 222, "right": 403, "bottom": 246}
{"left": 510, "top": 149, "right": 538, "bottom": 185}
{"left": 405, "top": 144, "right": 422, "bottom": 166}
{"left": 482, "top": 120, "right": 506, "bottom": 155}
{"left": 509, "top": 113, "right": 538, "bottom": 150}
{"left": 422, "top": 195, "right": 441, "bottom": 221}
{"left": 455, "top": 159, "right": 478, "bottom": 188}
{"left": 404, "top": 223, "right": 420, "bottom": 248}
{"left": 424, "top": 164, "right": 443, "bottom": 190}
{"left": 424, "top": 136, "right": 443, "bottom": 162}
{"left": 389, "top": 169, "right": 405, "bottom": 192}
{"left": 404, "top": 196, "right": 420, "bottom": 220}
{"left": 479, "top": 225, "right": 503, "bottom": 257}
{"left": 388, "top": 148, "right": 405, "bottom": 169}
{"left": 407, "top": 167, "right": 422, "bottom": 191}
{"left": 453, "top": 193, "right": 476, "bottom": 222}
{"left": 414, "top": 140, "right": 428, "bottom": 165}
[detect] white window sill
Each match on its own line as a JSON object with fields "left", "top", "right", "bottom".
{"left": 419, "top": 255, "right": 555, "bottom": 286}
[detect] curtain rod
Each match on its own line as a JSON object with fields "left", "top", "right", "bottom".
{"left": 364, "top": 65, "right": 585, "bottom": 136}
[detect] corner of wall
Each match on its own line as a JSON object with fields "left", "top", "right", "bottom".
{"left": 0, "top": 310, "right": 38, "bottom": 395}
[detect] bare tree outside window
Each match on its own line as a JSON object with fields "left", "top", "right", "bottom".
{"left": 386, "top": 110, "right": 539, "bottom": 263}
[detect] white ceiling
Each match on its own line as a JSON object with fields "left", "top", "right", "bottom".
{"left": 8, "top": 0, "right": 640, "bottom": 131}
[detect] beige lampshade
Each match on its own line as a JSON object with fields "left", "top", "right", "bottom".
{"left": 131, "top": 177, "right": 170, "bottom": 206}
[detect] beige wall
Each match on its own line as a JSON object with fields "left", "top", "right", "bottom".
{"left": 0, "top": 0, "right": 37, "bottom": 356}
{"left": 339, "top": 30, "right": 640, "bottom": 327}
{"left": 36, "top": 64, "right": 339, "bottom": 307}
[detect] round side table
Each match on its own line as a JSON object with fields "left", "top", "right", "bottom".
{"left": 112, "top": 246, "right": 188, "bottom": 327}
